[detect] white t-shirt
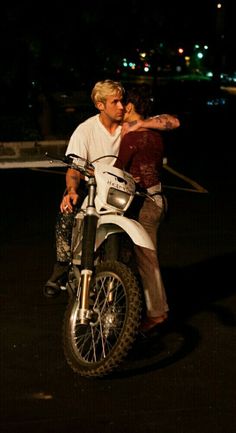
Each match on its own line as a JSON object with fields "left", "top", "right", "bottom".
{"left": 66, "top": 114, "right": 122, "bottom": 166}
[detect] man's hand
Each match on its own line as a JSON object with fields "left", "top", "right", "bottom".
{"left": 60, "top": 192, "right": 79, "bottom": 213}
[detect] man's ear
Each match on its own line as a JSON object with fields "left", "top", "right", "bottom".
{"left": 96, "top": 101, "right": 105, "bottom": 111}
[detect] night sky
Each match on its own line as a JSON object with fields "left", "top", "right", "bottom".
{"left": 0, "top": 1, "right": 225, "bottom": 48}
{"left": 0, "top": 1, "right": 235, "bottom": 95}
{"left": 1, "top": 1, "right": 233, "bottom": 41}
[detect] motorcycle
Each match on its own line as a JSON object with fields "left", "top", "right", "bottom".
{"left": 48, "top": 153, "right": 156, "bottom": 377}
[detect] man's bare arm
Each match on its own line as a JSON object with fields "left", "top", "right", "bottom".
{"left": 65, "top": 168, "right": 81, "bottom": 194}
{"left": 60, "top": 168, "right": 81, "bottom": 213}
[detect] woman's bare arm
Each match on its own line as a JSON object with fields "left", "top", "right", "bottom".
{"left": 121, "top": 114, "right": 180, "bottom": 136}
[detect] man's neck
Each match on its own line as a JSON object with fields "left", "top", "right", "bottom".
{"left": 99, "top": 114, "right": 121, "bottom": 134}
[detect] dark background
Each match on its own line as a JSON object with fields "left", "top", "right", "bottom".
{"left": 1, "top": 2, "right": 236, "bottom": 432}
{"left": 0, "top": 0, "right": 235, "bottom": 114}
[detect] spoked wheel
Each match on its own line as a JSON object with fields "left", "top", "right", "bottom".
{"left": 63, "top": 260, "right": 142, "bottom": 377}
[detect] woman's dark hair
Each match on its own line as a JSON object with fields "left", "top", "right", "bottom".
{"left": 124, "top": 84, "right": 153, "bottom": 118}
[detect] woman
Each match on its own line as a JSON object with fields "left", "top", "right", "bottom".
{"left": 115, "top": 84, "right": 170, "bottom": 332}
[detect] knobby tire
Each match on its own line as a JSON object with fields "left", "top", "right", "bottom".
{"left": 63, "top": 260, "right": 142, "bottom": 377}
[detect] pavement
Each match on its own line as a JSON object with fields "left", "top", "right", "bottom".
{"left": 0, "top": 112, "right": 236, "bottom": 433}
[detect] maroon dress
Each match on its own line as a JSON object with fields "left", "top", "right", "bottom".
{"left": 115, "top": 129, "right": 169, "bottom": 319}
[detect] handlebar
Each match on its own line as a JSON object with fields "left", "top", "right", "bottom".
{"left": 44, "top": 152, "right": 156, "bottom": 201}
{"left": 44, "top": 152, "right": 95, "bottom": 176}
{"left": 44, "top": 152, "right": 122, "bottom": 181}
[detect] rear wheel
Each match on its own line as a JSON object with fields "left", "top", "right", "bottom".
{"left": 63, "top": 260, "right": 142, "bottom": 377}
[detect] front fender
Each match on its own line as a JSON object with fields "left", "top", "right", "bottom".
{"left": 96, "top": 214, "right": 155, "bottom": 251}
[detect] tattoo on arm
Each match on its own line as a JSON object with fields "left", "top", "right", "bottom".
{"left": 154, "top": 115, "right": 178, "bottom": 130}
{"left": 66, "top": 174, "right": 80, "bottom": 193}
{"left": 69, "top": 175, "right": 79, "bottom": 181}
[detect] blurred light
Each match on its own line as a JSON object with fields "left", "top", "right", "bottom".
{"left": 207, "top": 97, "right": 226, "bottom": 107}
{"left": 217, "top": 3, "right": 222, "bottom": 9}
{"left": 197, "top": 52, "right": 204, "bottom": 59}
{"left": 129, "top": 62, "right": 136, "bottom": 69}
{"left": 185, "top": 56, "right": 190, "bottom": 67}
{"left": 178, "top": 48, "right": 184, "bottom": 54}
{"left": 144, "top": 63, "right": 150, "bottom": 72}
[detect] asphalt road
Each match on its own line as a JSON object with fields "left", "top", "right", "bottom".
{"left": 1, "top": 112, "right": 236, "bottom": 433}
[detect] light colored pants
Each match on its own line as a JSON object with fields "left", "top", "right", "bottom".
{"left": 135, "top": 195, "right": 169, "bottom": 319}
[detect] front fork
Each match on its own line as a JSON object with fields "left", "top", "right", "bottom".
{"left": 77, "top": 211, "right": 98, "bottom": 324}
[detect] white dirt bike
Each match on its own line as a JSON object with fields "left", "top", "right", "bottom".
{"left": 53, "top": 153, "right": 156, "bottom": 377}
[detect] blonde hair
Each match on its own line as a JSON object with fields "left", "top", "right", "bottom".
{"left": 91, "top": 79, "right": 125, "bottom": 107}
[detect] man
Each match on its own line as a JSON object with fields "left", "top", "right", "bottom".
{"left": 44, "top": 79, "right": 180, "bottom": 297}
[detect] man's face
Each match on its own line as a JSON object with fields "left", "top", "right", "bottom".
{"left": 99, "top": 92, "right": 125, "bottom": 122}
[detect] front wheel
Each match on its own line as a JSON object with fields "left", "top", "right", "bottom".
{"left": 63, "top": 260, "right": 142, "bottom": 377}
